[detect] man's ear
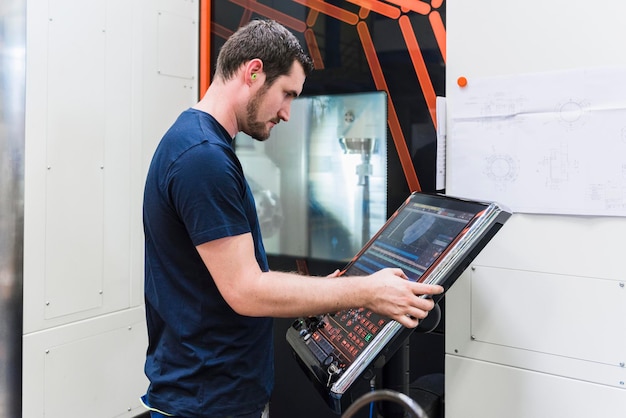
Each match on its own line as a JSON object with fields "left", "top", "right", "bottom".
{"left": 245, "top": 59, "right": 263, "bottom": 84}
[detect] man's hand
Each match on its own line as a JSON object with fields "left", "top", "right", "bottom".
{"left": 364, "top": 268, "right": 444, "bottom": 328}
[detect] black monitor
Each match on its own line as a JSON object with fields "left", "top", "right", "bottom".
{"left": 286, "top": 192, "right": 512, "bottom": 414}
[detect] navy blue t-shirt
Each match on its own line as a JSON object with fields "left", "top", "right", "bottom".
{"left": 143, "top": 108, "right": 273, "bottom": 417}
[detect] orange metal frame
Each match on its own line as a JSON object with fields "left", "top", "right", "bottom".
{"left": 199, "top": 0, "right": 211, "bottom": 95}
{"left": 198, "top": 0, "right": 446, "bottom": 193}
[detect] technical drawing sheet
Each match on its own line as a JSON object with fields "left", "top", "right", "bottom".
{"left": 446, "top": 67, "right": 626, "bottom": 217}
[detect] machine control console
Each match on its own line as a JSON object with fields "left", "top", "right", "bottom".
{"left": 286, "top": 192, "right": 512, "bottom": 414}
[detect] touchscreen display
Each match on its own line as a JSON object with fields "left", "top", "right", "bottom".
{"left": 313, "top": 200, "right": 478, "bottom": 365}
{"left": 344, "top": 201, "right": 477, "bottom": 281}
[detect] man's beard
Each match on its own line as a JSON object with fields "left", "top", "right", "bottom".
{"left": 245, "top": 87, "right": 272, "bottom": 141}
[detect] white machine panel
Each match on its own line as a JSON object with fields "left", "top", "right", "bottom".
{"left": 446, "top": 264, "right": 626, "bottom": 389}
{"left": 157, "top": 10, "right": 197, "bottom": 79}
{"left": 44, "top": 0, "right": 107, "bottom": 319}
{"left": 23, "top": 308, "right": 148, "bottom": 418}
{"left": 446, "top": 356, "right": 626, "bottom": 418}
{"left": 470, "top": 266, "right": 625, "bottom": 367}
{"left": 43, "top": 323, "right": 147, "bottom": 417}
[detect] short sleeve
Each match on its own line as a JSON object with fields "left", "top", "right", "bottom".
{"left": 167, "top": 141, "right": 251, "bottom": 246}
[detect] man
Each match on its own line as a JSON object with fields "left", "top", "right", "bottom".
{"left": 141, "top": 19, "right": 443, "bottom": 418}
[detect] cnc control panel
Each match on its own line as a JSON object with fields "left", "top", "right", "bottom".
{"left": 286, "top": 192, "right": 512, "bottom": 413}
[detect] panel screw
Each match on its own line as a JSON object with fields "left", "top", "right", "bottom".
{"left": 470, "top": 335, "right": 476, "bottom": 340}
{"left": 619, "top": 282, "right": 624, "bottom": 288}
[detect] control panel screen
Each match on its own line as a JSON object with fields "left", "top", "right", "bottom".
{"left": 305, "top": 200, "right": 477, "bottom": 366}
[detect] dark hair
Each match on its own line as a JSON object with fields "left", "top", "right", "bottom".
{"left": 215, "top": 19, "right": 314, "bottom": 86}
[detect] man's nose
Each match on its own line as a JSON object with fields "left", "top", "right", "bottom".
{"left": 278, "top": 105, "right": 290, "bottom": 122}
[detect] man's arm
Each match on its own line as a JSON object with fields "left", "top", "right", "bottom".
{"left": 196, "top": 232, "right": 443, "bottom": 328}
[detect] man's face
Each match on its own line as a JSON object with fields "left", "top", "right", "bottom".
{"left": 243, "top": 61, "right": 306, "bottom": 141}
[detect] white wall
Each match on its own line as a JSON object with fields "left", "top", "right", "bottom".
{"left": 22, "top": 0, "right": 198, "bottom": 416}
{"left": 445, "top": 1, "right": 626, "bottom": 417}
